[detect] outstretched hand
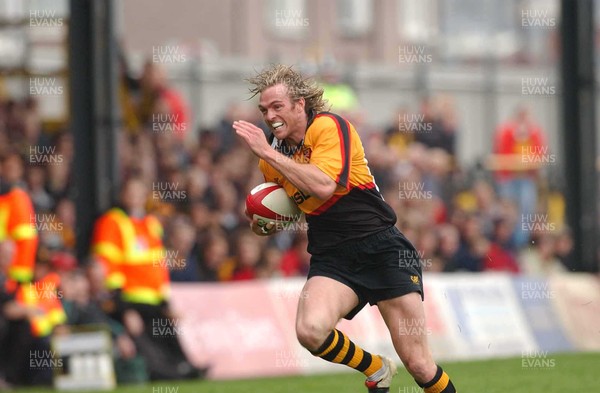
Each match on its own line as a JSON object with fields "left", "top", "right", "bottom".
{"left": 233, "top": 120, "right": 271, "bottom": 158}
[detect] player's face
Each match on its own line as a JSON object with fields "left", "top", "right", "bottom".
{"left": 258, "top": 83, "right": 306, "bottom": 144}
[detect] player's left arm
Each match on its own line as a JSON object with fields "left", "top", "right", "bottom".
{"left": 234, "top": 120, "right": 336, "bottom": 200}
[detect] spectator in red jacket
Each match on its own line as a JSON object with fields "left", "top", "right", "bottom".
{"left": 478, "top": 238, "right": 520, "bottom": 273}
{"left": 220, "top": 230, "right": 262, "bottom": 281}
{"left": 493, "top": 105, "right": 549, "bottom": 248}
{"left": 138, "top": 61, "right": 189, "bottom": 140}
{"left": 280, "top": 233, "right": 310, "bottom": 277}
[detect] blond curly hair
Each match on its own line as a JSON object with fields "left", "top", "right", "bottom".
{"left": 246, "top": 64, "right": 329, "bottom": 113}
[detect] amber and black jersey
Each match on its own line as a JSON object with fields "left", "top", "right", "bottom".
{"left": 259, "top": 111, "right": 396, "bottom": 255}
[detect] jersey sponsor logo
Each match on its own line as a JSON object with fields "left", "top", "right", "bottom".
{"left": 292, "top": 189, "right": 311, "bottom": 205}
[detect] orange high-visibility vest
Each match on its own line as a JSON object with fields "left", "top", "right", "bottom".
{"left": 16, "top": 272, "right": 66, "bottom": 337}
{"left": 0, "top": 188, "right": 38, "bottom": 283}
{"left": 91, "top": 208, "right": 169, "bottom": 305}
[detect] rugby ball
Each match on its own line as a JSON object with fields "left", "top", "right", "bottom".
{"left": 245, "top": 182, "right": 301, "bottom": 225}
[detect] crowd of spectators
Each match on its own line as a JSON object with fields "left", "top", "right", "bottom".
{"left": 0, "top": 62, "right": 575, "bottom": 288}
{"left": 0, "top": 60, "right": 579, "bottom": 387}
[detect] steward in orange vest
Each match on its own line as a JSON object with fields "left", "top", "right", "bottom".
{"left": 14, "top": 271, "right": 66, "bottom": 338}
{"left": 0, "top": 153, "right": 38, "bottom": 283}
{"left": 91, "top": 177, "right": 207, "bottom": 380}
{"left": 0, "top": 254, "right": 66, "bottom": 386}
{"left": 92, "top": 205, "right": 168, "bottom": 305}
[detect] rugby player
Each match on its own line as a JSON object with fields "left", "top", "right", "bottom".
{"left": 233, "top": 65, "right": 456, "bottom": 393}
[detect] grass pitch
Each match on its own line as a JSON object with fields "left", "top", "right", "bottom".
{"left": 18, "top": 352, "right": 598, "bottom": 393}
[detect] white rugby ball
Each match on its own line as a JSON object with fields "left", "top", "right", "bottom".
{"left": 245, "top": 182, "right": 301, "bottom": 226}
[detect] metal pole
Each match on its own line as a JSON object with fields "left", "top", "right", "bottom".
{"left": 560, "top": 0, "right": 598, "bottom": 271}
{"left": 92, "top": 0, "right": 121, "bottom": 207}
{"left": 69, "top": 0, "right": 119, "bottom": 260}
{"left": 69, "top": 0, "right": 95, "bottom": 261}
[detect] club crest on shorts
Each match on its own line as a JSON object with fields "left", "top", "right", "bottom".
{"left": 411, "top": 275, "right": 420, "bottom": 284}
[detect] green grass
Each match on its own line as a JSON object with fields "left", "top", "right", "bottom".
{"left": 17, "top": 352, "right": 599, "bottom": 393}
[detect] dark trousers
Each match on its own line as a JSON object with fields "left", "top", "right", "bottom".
{"left": 0, "top": 318, "right": 52, "bottom": 386}
{"left": 122, "top": 302, "right": 198, "bottom": 380}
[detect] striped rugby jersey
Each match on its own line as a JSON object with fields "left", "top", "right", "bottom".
{"left": 259, "top": 111, "right": 396, "bottom": 254}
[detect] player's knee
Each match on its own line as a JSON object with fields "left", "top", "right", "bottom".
{"left": 295, "top": 319, "right": 331, "bottom": 352}
{"left": 404, "top": 354, "right": 434, "bottom": 381}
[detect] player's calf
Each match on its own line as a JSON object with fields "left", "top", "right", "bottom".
{"left": 308, "top": 329, "right": 390, "bottom": 386}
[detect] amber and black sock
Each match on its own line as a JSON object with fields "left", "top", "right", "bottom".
{"left": 311, "top": 329, "right": 384, "bottom": 379}
{"left": 417, "top": 365, "right": 456, "bottom": 393}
